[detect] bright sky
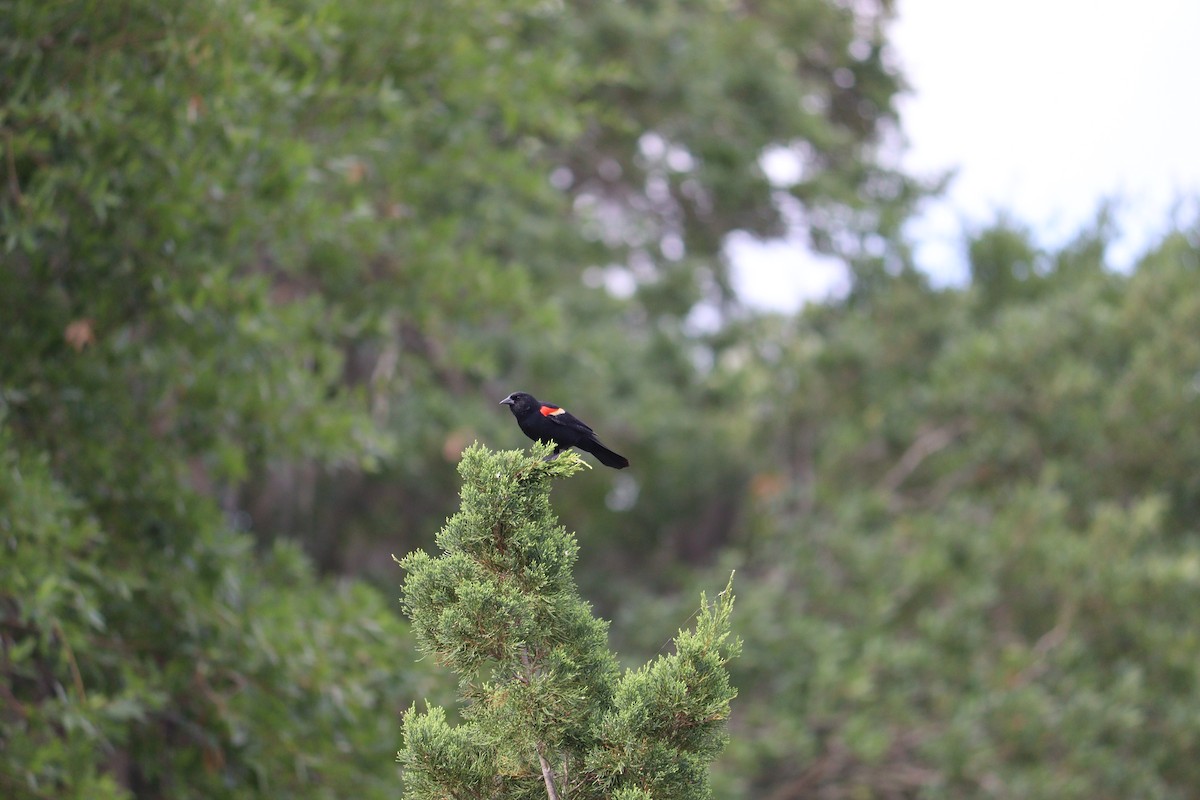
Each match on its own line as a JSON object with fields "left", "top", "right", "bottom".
{"left": 732, "top": 0, "right": 1200, "bottom": 309}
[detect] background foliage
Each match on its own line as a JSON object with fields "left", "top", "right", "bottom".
{"left": 2, "top": 0, "right": 1198, "bottom": 798}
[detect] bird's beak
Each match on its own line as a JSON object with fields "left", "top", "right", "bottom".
{"left": 499, "top": 395, "right": 515, "bottom": 406}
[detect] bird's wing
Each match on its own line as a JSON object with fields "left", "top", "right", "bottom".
{"left": 539, "top": 403, "right": 595, "bottom": 435}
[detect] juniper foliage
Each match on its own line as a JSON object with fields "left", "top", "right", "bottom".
{"left": 398, "top": 443, "right": 739, "bottom": 800}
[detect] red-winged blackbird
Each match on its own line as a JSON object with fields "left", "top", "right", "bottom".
{"left": 500, "top": 392, "right": 630, "bottom": 469}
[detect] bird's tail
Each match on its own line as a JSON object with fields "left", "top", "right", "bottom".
{"left": 580, "top": 437, "right": 630, "bottom": 469}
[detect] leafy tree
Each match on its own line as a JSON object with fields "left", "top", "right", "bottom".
{"left": 224, "top": 0, "right": 928, "bottom": 578}
{"left": 556, "top": 0, "right": 921, "bottom": 293}
{"left": 968, "top": 218, "right": 1046, "bottom": 311}
{"left": 0, "top": 418, "right": 441, "bottom": 799}
{"left": 5, "top": 0, "right": 808, "bottom": 792}
{"left": 26, "top": 0, "right": 1200, "bottom": 797}
{"left": 398, "top": 444, "right": 739, "bottom": 800}
{"left": 1, "top": 1, "right": 484, "bottom": 795}
{"left": 672, "top": 218, "right": 1200, "bottom": 798}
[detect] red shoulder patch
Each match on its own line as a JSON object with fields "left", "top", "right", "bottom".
{"left": 540, "top": 405, "right": 566, "bottom": 417}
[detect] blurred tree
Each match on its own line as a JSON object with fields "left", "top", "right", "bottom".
{"left": 490, "top": 0, "right": 932, "bottom": 591}
{"left": 5, "top": 0, "right": 906, "bottom": 791}
{"left": 663, "top": 217, "right": 1200, "bottom": 798}
{"left": 968, "top": 218, "right": 1046, "bottom": 311}
{"left": 0, "top": 422, "right": 440, "bottom": 799}
{"left": 556, "top": 0, "right": 921, "bottom": 298}
{"left": 19, "top": 0, "right": 1196, "bottom": 797}
{"left": 1, "top": 0, "right": 550, "bottom": 794}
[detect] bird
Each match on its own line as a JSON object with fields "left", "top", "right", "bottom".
{"left": 499, "top": 392, "right": 629, "bottom": 469}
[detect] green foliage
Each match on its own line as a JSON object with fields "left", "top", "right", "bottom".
{"left": 968, "top": 218, "right": 1046, "bottom": 310}
{"left": 398, "top": 444, "right": 739, "bottom": 800}
{"left": 687, "top": 218, "right": 1200, "bottom": 798}
{"left": 2, "top": 0, "right": 908, "bottom": 794}
{"left": 591, "top": 580, "right": 740, "bottom": 799}
{"left": 11, "top": 0, "right": 1197, "bottom": 795}
{"left": 2, "top": 1, "right": 490, "bottom": 795}
{"left": 722, "top": 480, "right": 1200, "bottom": 798}
{"left": 0, "top": 418, "right": 433, "bottom": 799}
{"left": 559, "top": 0, "right": 921, "bottom": 272}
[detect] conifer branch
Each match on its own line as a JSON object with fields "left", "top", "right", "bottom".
{"left": 520, "top": 645, "right": 562, "bottom": 800}
{"left": 537, "top": 743, "right": 561, "bottom": 800}
{"left": 398, "top": 444, "right": 738, "bottom": 799}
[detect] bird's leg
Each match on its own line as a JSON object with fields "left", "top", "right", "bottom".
{"left": 543, "top": 446, "right": 567, "bottom": 462}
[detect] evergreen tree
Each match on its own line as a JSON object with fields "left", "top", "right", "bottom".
{"left": 398, "top": 443, "right": 739, "bottom": 800}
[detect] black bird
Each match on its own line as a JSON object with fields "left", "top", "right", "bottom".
{"left": 500, "top": 392, "right": 629, "bottom": 469}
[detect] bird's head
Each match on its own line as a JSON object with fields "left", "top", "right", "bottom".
{"left": 499, "top": 392, "right": 537, "bottom": 415}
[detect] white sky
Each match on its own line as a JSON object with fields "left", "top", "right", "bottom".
{"left": 733, "top": 0, "right": 1200, "bottom": 309}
